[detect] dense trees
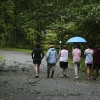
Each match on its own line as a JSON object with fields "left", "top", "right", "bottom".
{"left": 0, "top": 0, "right": 100, "bottom": 49}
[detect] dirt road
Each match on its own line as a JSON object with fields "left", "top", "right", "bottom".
{"left": 0, "top": 49, "right": 100, "bottom": 100}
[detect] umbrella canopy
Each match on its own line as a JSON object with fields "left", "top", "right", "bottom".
{"left": 66, "top": 36, "right": 86, "bottom": 43}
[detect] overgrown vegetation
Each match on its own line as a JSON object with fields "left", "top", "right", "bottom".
{"left": 2, "top": 47, "right": 32, "bottom": 53}
{"left": 0, "top": 55, "right": 5, "bottom": 70}
{"left": 0, "top": 0, "right": 100, "bottom": 51}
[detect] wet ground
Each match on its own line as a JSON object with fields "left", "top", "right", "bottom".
{"left": 0, "top": 49, "right": 100, "bottom": 100}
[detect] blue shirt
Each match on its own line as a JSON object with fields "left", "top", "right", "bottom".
{"left": 46, "top": 48, "right": 58, "bottom": 64}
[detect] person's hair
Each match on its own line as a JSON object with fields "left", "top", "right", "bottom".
{"left": 88, "top": 43, "right": 92, "bottom": 48}
{"left": 95, "top": 44, "right": 99, "bottom": 49}
{"left": 50, "top": 45, "right": 54, "bottom": 48}
{"left": 36, "top": 43, "right": 41, "bottom": 48}
{"left": 63, "top": 45, "right": 66, "bottom": 49}
{"left": 74, "top": 44, "right": 79, "bottom": 48}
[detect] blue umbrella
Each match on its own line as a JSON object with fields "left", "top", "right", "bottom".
{"left": 66, "top": 36, "right": 87, "bottom": 43}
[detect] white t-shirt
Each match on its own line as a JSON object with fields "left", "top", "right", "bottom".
{"left": 60, "top": 49, "right": 68, "bottom": 62}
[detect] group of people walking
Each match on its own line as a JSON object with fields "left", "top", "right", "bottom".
{"left": 31, "top": 43, "right": 100, "bottom": 80}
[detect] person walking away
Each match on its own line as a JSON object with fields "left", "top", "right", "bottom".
{"left": 46, "top": 45, "right": 58, "bottom": 78}
{"left": 58, "top": 45, "right": 68, "bottom": 78}
{"left": 31, "top": 43, "right": 44, "bottom": 78}
{"left": 84, "top": 44, "right": 93, "bottom": 80}
{"left": 93, "top": 45, "right": 100, "bottom": 80}
{"left": 72, "top": 44, "right": 81, "bottom": 79}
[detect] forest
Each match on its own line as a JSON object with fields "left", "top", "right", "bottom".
{"left": 0, "top": 0, "right": 100, "bottom": 51}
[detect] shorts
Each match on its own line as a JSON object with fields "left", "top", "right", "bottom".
{"left": 86, "top": 63, "right": 92, "bottom": 68}
{"left": 93, "top": 63, "right": 100, "bottom": 70}
{"left": 33, "top": 59, "right": 41, "bottom": 65}
{"left": 60, "top": 61, "right": 68, "bottom": 69}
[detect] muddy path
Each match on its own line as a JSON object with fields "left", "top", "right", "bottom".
{"left": 0, "top": 49, "right": 100, "bottom": 100}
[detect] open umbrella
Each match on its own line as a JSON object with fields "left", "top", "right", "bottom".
{"left": 66, "top": 36, "right": 86, "bottom": 43}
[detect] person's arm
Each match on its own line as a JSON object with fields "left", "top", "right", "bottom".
{"left": 41, "top": 50, "right": 44, "bottom": 59}
{"left": 72, "top": 50, "right": 74, "bottom": 57}
{"left": 93, "top": 50, "right": 94, "bottom": 58}
{"left": 55, "top": 51, "right": 58, "bottom": 62}
{"left": 46, "top": 50, "right": 50, "bottom": 61}
{"left": 58, "top": 51, "right": 61, "bottom": 59}
{"left": 31, "top": 49, "right": 35, "bottom": 60}
{"left": 84, "top": 50, "right": 86, "bottom": 57}
{"left": 80, "top": 50, "right": 81, "bottom": 56}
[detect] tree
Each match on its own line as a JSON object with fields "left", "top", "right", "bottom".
{"left": 0, "top": 0, "right": 100, "bottom": 49}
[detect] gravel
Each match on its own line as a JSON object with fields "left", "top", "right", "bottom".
{"left": 0, "top": 49, "right": 100, "bottom": 100}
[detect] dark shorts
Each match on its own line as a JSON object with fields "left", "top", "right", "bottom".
{"left": 86, "top": 64, "right": 92, "bottom": 68}
{"left": 60, "top": 61, "right": 68, "bottom": 69}
{"left": 93, "top": 63, "right": 100, "bottom": 70}
{"left": 33, "top": 59, "right": 41, "bottom": 65}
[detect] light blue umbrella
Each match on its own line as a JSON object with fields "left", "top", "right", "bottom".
{"left": 66, "top": 36, "right": 87, "bottom": 43}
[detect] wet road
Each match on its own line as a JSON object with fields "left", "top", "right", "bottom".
{"left": 0, "top": 49, "right": 100, "bottom": 100}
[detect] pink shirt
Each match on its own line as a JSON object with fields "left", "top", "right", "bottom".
{"left": 72, "top": 48, "right": 81, "bottom": 61}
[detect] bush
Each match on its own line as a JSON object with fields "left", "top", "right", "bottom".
{"left": 0, "top": 55, "right": 6, "bottom": 70}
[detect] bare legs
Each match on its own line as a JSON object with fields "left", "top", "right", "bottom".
{"left": 34, "top": 64, "right": 40, "bottom": 77}
{"left": 61, "top": 68, "right": 66, "bottom": 77}
{"left": 87, "top": 66, "right": 91, "bottom": 80}
{"left": 93, "top": 69, "right": 100, "bottom": 80}
{"left": 93, "top": 69, "right": 97, "bottom": 79}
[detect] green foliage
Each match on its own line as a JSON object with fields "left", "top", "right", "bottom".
{"left": 1, "top": 47, "right": 32, "bottom": 53}
{"left": 0, "top": 55, "right": 3, "bottom": 60}
{"left": 0, "top": 0, "right": 100, "bottom": 49}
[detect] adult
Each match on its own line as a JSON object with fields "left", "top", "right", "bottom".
{"left": 84, "top": 44, "right": 93, "bottom": 80}
{"left": 46, "top": 45, "right": 58, "bottom": 78}
{"left": 31, "top": 43, "right": 44, "bottom": 78}
{"left": 72, "top": 44, "right": 81, "bottom": 79}
{"left": 58, "top": 45, "right": 68, "bottom": 78}
{"left": 93, "top": 45, "right": 100, "bottom": 80}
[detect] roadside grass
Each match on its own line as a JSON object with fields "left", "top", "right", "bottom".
{"left": 0, "top": 47, "right": 87, "bottom": 72}
{"left": 0, "top": 47, "right": 47, "bottom": 54}
{"left": 0, "top": 47, "right": 32, "bottom": 71}
{"left": 0, "top": 55, "right": 5, "bottom": 70}
{"left": 1, "top": 47, "right": 32, "bottom": 54}
{"left": 80, "top": 57, "right": 87, "bottom": 72}
{"left": 0, "top": 55, "right": 3, "bottom": 60}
